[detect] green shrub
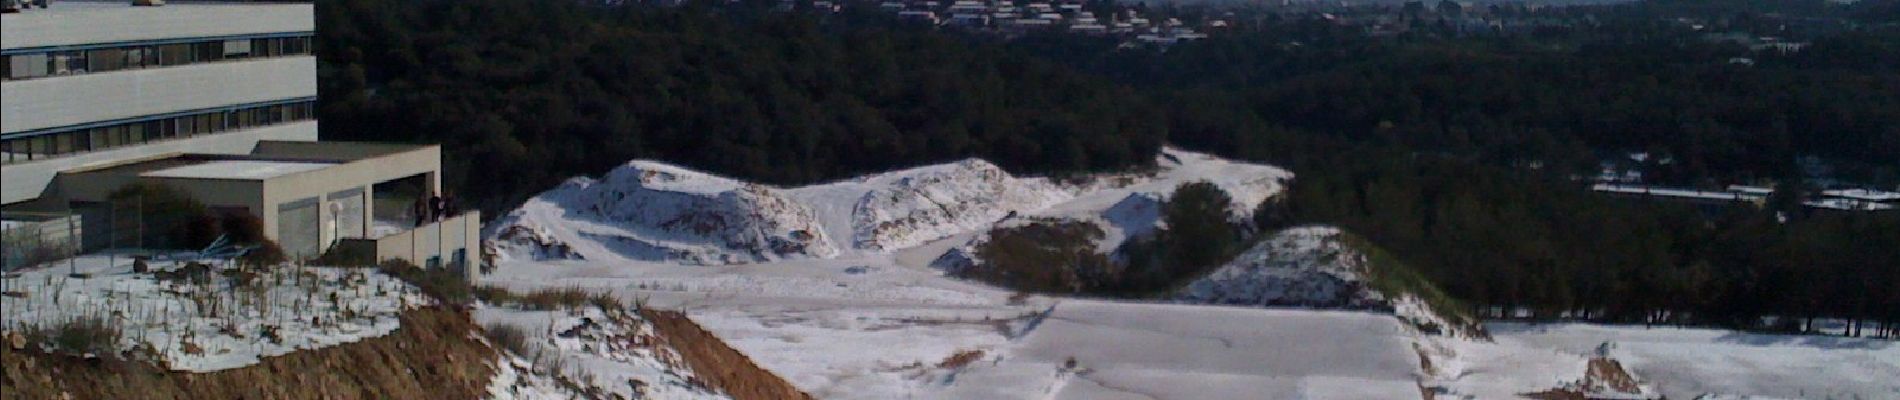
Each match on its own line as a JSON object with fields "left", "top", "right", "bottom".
{"left": 1337, "top": 233, "right": 1482, "bottom": 336}
{"left": 968, "top": 220, "right": 1116, "bottom": 294}
{"left": 1110, "top": 182, "right": 1246, "bottom": 296}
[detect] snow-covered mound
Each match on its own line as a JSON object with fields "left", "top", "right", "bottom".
{"left": 927, "top": 148, "right": 1294, "bottom": 272}
{"left": 1177, "top": 225, "right": 1476, "bottom": 338}
{"left": 1178, "top": 226, "right": 1380, "bottom": 308}
{"left": 784, "top": 159, "right": 1069, "bottom": 255}
{"left": 490, "top": 160, "right": 839, "bottom": 265}
{"left": 494, "top": 158, "right": 1070, "bottom": 264}
{"left": 829, "top": 160, "right": 1069, "bottom": 252}
{"left": 492, "top": 147, "right": 1287, "bottom": 266}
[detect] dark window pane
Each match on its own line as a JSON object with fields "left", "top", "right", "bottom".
{"left": 88, "top": 48, "right": 127, "bottom": 72}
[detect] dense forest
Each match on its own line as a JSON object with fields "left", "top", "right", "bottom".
{"left": 316, "top": 0, "right": 1900, "bottom": 335}
{"left": 1024, "top": 2, "right": 1900, "bottom": 332}
{"left": 317, "top": 0, "right": 1163, "bottom": 213}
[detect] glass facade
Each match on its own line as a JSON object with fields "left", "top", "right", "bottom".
{"left": 0, "top": 100, "right": 316, "bottom": 164}
{"left": 0, "top": 36, "right": 313, "bottom": 81}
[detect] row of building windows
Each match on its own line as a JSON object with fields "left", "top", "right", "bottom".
{"left": 1, "top": 36, "right": 312, "bottom": 81}
{"left": 0, "top": 101, "right": 316, "bottom": 165}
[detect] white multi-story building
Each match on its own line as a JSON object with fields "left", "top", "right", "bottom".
{"left": 2, "top": 1, "right": 479, "bottom": 276}
{"left": 2, "top": 1, "right": 318, "bottom": 205}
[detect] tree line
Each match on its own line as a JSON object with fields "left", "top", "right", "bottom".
{"left": 1019, "top": 5, "right": 1900, "bottom": 334}
{"left": 317, "top": 0, "right": 1164, "bottom": 213}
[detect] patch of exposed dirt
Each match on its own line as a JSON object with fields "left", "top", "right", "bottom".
{"left": 1, "top": 307, "right": 494, "bottom": 400}
{"left": 638, "top": 308, "right": 814, "bottom": 400}
{"left": 936, "top": 350, "right": 985, "bottom": 369}
{"left": 1520, "top": 389, "right": 1587, "bottom": 400}
{"left": 1519, "top": 356, "right": 1651, "bottom": 400}
{"left": 1585, "top": 357, "right": 1642, "bottom": 394}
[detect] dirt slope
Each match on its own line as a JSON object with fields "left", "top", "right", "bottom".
{"left": 639, "top": 309, "right": 814, "bottom": 400}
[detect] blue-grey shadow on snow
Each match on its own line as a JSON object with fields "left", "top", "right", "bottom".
{"left": 1712, "top": 331, "right": 1894, "bottom": 350}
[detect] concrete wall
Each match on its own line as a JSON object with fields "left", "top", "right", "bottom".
{"left": 1, "top": 3, "right": 313, "bottom": 50}
{"left": 365, "top": 211, "right": 482, "bottom": 281}
{"left": 2, "top": 121, "right": 318, "bottom": 204}
{"left": 260, "top": 146, "right": 442, "bottom": 251}
{"left": 1, "top": 56, "right": 317, "bottom": 134}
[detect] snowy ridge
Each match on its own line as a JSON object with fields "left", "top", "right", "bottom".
{"left": 489, "top": 160, "right": 839, "bottom": 265}
{"left": 1178, "top": 225, "right": 1482, "bottom": 340}
{"left": 491, "top": 157, "right": 1073, "bottom": 265}
{"left": 1177, "top": 226, "right": 1381, "bottom": 308}
{"left": 491, "top": 147, "right": 1289, "bottom": 266}
{"left": 829, "top": 159, "right": 1070, "bottom": 252}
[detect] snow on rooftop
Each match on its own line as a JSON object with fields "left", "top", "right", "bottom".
{"left": 1592, "top": 183, "right": 1764, "bottom": 202}
{"left": 1805, "top": 198, "right": 1896, "bottom": 211}
{"left": 1822, "top": 188, "right": 1900, "bottom": 201}
{"left": 141, "top": 160, "right": 334, "bottom": 180}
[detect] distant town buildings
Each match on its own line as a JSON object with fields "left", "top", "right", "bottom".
{"left": 778, "top": 0, "right": 1216, "bottom": 45}
{"left": 1587, "top": 152, "right": 1897, "bottom": 213}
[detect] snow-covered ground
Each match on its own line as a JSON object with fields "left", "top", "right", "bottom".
{"left": 476, "top": 305, "right": 729, "bottom": 400}
{"left": 484, "top": 148, "right": 1434, "bottom": 399}
{"left": 1482, "top": 323, "right": 1900, "bottom": 400}
{"left": 484, "top": 148, "right": 1898, "bottom": 400}
{"left": 482, "top": 253, "right": 1428, "bottom": 400}
{"left": 0, "top": 255, "right": 427, "bottom": 372}
{"left": 943, "top": 300, "right": 1422, "bottom": 400}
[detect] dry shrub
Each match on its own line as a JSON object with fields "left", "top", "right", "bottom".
{"left": 936, "top": 350, "right": 984, "bottom": 369}
{"left": 518, "top": 287, "right": 593, "bottom": 311}
{"left": 478, "top": 286, "right": 613, "bottom": 311}
{"left": 472, "top": 285, "right": 517, "bottom": 304}
{"left": 482, "top": 323, "right": 531, "bottom": 357}
{"left": 31, "top": 317, "right": 124, "bottom": 357}
{"left": 239, "top": 240, "right": 288, "bottom": 269}
{"left": 379, "top": 259, "right": 470, "bottom": 304}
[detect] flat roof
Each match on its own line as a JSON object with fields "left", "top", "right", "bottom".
{"left": 141, "top": 160, "right": 333, "bottom": 180}
{"left": 249, "top": 141, "right": 433, "bottom": 162}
